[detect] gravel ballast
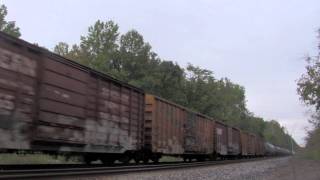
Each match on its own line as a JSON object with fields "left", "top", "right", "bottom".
{"left": 70, "top": 157, "right": 301, "bottom": 180}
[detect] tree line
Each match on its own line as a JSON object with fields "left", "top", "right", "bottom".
{"left": 297, "top": 29, "right": 320, "bottom": 158}
{"left": 0, "top": 3, "right": 298, "bottom": 150}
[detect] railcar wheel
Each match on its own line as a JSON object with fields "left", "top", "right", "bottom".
{"left": 151, "top": 154, "right": 161, "bottom": 163}
{"left": 101, "top": 157, "right": 115, "bottom": 165}
{"left": 134, "top": 155, "right": 141, "bottom": 164}
{"left": 183, "top": 157, "right": 187, "bottom": 162}
{"left": 84, "top": 155, "right": 96, "bottom": 165}
{"left": 151, "top": 157, "right": 160, "bottom": 163}
{"left": 143, "top": 157, "right": 149, "bottom": 164}
{"left": 84, "top": 157, "right": 92, "bottom": 164}
{"left": 120, "top": 155, "right": 131, "bottom": 165}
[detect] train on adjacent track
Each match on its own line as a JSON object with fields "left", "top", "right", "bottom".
{"left": 0, "top": 32, "right": 291, "bottom": 164}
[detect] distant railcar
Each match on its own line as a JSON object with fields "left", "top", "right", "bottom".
{"left": 248, "top": 133, "right": 256, "bottom": 157}
{"left": 184, "top": 112, "right": 214, "bottom": 161}
{"left": 255, "top": 136, "right": 265, "bottom": 156}
{"left": 227, "top": 127, "right": 241, "bottom": 157}
{"left": 144, "top": 94, "right": 214, "bottom": 162}
{"left": 240, "top": 131, "right": 247, "bottom": 156}
{"left": 214, "top": 121, "right": 228, "bottom": 158}
{"left": 144, "top": 94, "right": 185, "bottom": 162}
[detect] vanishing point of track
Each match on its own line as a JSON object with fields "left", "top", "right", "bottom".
{"left": 0, "top": 157, "right": 275, "bottom": 179}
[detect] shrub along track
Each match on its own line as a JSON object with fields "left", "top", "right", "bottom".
{"left": 0, "top": 157, "right": 278, "bottom": 179}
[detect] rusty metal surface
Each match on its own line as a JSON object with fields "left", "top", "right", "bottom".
{"left": 0, "top": 42, "right": 37, "bottom": 151}
{"left": 184, "top": 114, "right": 214, "bottom": 154}
{"left": 144, "top": 94, "right": 185, "bottom": 155}
{"left": 248, "top": 133, "right": 256, "bottom": 155}
{"left": 227, "top": 127, "right": 240, "bottom": 155}
{"left": 35, "top": 57, "right": 144, "bottom": 153}
{"left": 240, "top": 131, "right": 248, "bottom": 156}
{"left": 214, "top": 121, "right": 228, "bottom": 155}
{"left": 196, "top": 115, "right": 214, "bottom": 154}
{"left": 144, "top": 94, "right": 214, "bottom": 155}
{"left": 0, "top": 32, "right": 145, "bottom": 154}
{"left": 255, "top": 136, "right": 265, "bottom": 155}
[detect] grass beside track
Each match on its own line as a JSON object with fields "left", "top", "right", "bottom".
{"left": 0, "top": 153, "right": 79, "bottom": 164}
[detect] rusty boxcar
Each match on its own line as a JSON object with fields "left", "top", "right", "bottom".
{"left": 144, "top": 94, "right": 214, "bottom": 162}
{"left": 0, "top": 32, "right": 145, "bottom": 164}
{"left": 255, "top": 136, "right": 265, "bottom": 156}
{"left": 240, "top": 131, "right": 248, "bottom": 156}
{"left": 214, "top": 121, "right": 228, "bottom": 157}
{"left": 248, "top": 133, "right": 256, "bottom": 156}
{"left": 184, "top": 112, "right": 214, "bottom": 161}
{"left": 144, "top": 94, "right": 184, "bottom": 162}
{"left": 227, "top": 127, "right": 241, "bottom": 156}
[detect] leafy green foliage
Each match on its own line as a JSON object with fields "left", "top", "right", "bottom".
{"left": 297, "top": 59, "right": 320, "bottom": 110}
{"left": 297, "top": 29, "right": 320, "bottom": 159}
{"left": 54, "top": 20, "right": 296, "bottom": 149}
{"left": 0, "top": 4, "right": 20, "bottom": 37}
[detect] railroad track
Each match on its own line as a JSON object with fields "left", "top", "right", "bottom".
{"left": 0, "top": 157, "right": 274, "bottom": 179}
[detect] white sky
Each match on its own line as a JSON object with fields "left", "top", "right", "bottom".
{"left": 2, "top": 0, "right": 320, "bottom": 146}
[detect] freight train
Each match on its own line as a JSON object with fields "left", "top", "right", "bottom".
{"left": 0, "top": 31, "right": 291, "bottom": 164}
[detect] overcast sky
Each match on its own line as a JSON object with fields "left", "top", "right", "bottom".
{"left": 3, "top": 0, "right": 320, "bottom": 146}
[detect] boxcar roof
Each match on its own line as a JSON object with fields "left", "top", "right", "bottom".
{"left": 148, "top": 94, "right": 230, "bottom": 125}
{"left": 151, "top": 94, "right": 257, "bottom": 134}
{"left": 0, "top": 31, "right": 144, "bottom": 93}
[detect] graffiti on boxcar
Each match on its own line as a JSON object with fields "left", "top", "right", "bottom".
{"left": 0, "top": 92, "right": 31, "bottom": 149}
{"left": 184, "top": 112, "right": 197, "bottom": 152}
{"left": 83, "top": 112, "right": 137, "bottom": 153}
{"left": 0, "top": 47, "right": 37, "bottom": 150}
{"left": 53, "top": 90, "right": 70, "bottom": 99}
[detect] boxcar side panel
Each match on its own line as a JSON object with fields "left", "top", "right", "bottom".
{"left": 227, "top": 127, "right": 240, "bottom": 155}
{"left": 248, "top": 134, "right": 256, "bottom": 155}
{"left": 255, "top": 136, "right": 265, "bottom": 156}
{"left": 0, "top": 32, "right": 144, "bottom": 154}
{"left": 144, "top": 94, "right": 184, "bottom": 155}
{"left": 197, "top": 116, "right": 214, "bottom": 154}
{"left": 240, "top": 131, "right": 248, "bottom": 156}
{"left": 35, "top": 57, "right": 144, "bottom": 153}
{"left": 185, "top": 114, "right": 214, "bottom": 154}
{"left": 0, "top": 42, "right": 38, "bottom": 151}
{"left": 214, "top": 121, "right": 228, "bottom": 155}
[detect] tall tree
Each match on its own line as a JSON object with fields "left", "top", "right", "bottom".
{"left": 79, "top": 20, "right": 120, "bottom": 72}
{"left": 0, "top": 4, "right": 20, "bottom": 37}
{"left": 297, "top": 29, "right": 320, "bottom": 156}
{"left": 54, "top": 42, "right": 71, "bottom": 57}
{"left": 119, "top": 30, "right": 157, "bottom": 83}
{"left": 297, "top": 29, "right": 320, "bottom": 131}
